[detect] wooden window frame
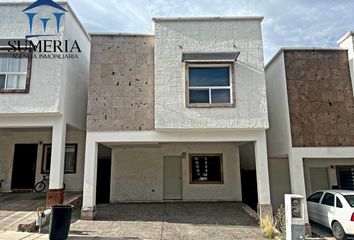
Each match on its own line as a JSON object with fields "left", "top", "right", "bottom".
{"left": 189, "top": 153, "right": 224, "bottom": 184}
{"left": 41, "top": 143, "right": 78, "bottom": 174}
{"left": 185, "top": 62, "right": 236, "bottom": 108}
{"left": 0, "top": 48, "right": 33, "bottom": 94}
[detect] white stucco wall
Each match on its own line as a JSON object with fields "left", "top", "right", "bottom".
{"left": 62, "top": 6, "right": 90, "bottom": 130}
{"left": 0, "top": 128, "right": 85, "bottom": 192}
{"left": 268, "top": 158, "right": 291, "bottom": 210}
{"left": 0, "top": 4, "right": 64, "bottom": 113}
{"left": 0, "top": 3, "right": 90, "bottom": 123}
{"left": 265, "top": 51, "right": 292, "bottom": 157}
{"left": 338, "top": 34, "right": 354, "bottom": 95}
{"left": 110, "top": 142, "right": 242, "bottom": 202}
{"left": 154, "top": 18, "right": 268, "bottom": 129}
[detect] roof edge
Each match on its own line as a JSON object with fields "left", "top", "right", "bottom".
{"left": 0, "top": 1, "right": 68, "bottom": 6}
{"left": 89, "top": 32, "right": 154, "bottom": 37}
{"left": 337, "top": 31, "right": 354, "bottom": 45}
{"left": 153, "top": 16, "right": 264, "bottom": 22}
{"left": 265, "top": 47, "right": 347, "bottom": 69}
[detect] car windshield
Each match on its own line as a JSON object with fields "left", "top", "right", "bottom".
{"left": 344, "top": 195, "right": 354, "bottom": 207}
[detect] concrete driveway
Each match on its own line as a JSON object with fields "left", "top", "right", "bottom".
{"left": 0, "top": 192, "right": 81, "bottom": 231}
{"left": 69, "top": 202, "right": 264, "bottom": 240}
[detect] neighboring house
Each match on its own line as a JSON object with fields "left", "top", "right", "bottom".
{"left": 265, "top": 32, "right": 354, "bottom": 227}
{"left": 0, "top": 1, "right": 90, "bottom": 207}
{"left": 81, "top": 17, "right": 273, "bottom": 220}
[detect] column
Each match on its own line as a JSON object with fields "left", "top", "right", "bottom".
{"left": 288, "top": 151, "right": 309, "bottom": 222}
{"left": 47, "top": 118, "right": 66, "bottom": 208}
{"left": 254, "top": 131, "right": 273, "bottom": 219}
{"left": 81, "top": 133, "right": 98, "bottom": 220}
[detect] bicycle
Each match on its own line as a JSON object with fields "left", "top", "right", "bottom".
{"left": 34, "top": 175, "right": 66, "bottom": 192}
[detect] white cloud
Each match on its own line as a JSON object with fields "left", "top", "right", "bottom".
{"left": 1, "top": 0, "right": 353, "bottom": 62}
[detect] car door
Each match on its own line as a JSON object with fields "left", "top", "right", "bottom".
{"left": 334, "top": 195, "right": 346, "bottom": 224}
{"left": 319, "top": 192, "right": 335, "bottom": 228}
{"left": 307, "top": 191, "right": 324, "bottom": 223}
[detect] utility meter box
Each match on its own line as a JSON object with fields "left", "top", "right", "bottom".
{"left": 285, "top": 194, "right": 306, "bottom": 240}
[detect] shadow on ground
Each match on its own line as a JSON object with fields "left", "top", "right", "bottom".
{"left": 93, "top": 202, "right": 258, "bottom": 226}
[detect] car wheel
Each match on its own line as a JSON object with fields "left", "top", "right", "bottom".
{"left": 332, "top": 221, "right": 347, "bottom": 240}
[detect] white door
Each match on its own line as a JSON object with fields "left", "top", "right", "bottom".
{"left": 310, "top": 167, "right": 329, "bottom": 192}
{"left": 164, "top": 156, "right": 182, "bottom": 200}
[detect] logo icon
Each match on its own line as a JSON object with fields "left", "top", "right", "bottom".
{"left": 23, "top": 0, "right": 68, "bottom": 39}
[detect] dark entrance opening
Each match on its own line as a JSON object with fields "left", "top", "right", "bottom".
{"left": 11, "top": 144, "right": 38, "bottom": 190}
{"left": 96, "top": 156, "right": 112, "bottom": 204}
{"left": 241, "top": 169, "right": 258, "bottom": 211}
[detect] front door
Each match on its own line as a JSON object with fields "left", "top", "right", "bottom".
{"left": 164, "top": 156, "right": 182, "bottom": 200}
{"left": 11, "top": 144, "right": 38, "bottom": 190}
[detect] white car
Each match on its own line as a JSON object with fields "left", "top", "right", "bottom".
{"left": 307, "top": 190, "right": 354, "bottom": 240}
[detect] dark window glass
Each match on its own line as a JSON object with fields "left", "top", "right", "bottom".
{"left": 191, "top": 155, "right": 222, "bottom": 183}
{"left": 344, "top": 195, "right": 354, "bottom": 207}
{"left": 321, "top": 193, "right": 335, "bottom": 206}
{"left": 42, "top": 144, "right": 77, "bottom": 174}
{"left": 0, "top": 75, "right": 5, "bottom": 89}
{"left": 336, "top": 197, "right": 343, "bottom": 208}
{"left": 189, "top": 67, "right": 230, "bottom": 86}
{"left": 189, "top": 89, "right": 209, "bottom": 104}
{"left": 307, "top": 192, "right": 323, "bottom": 203}
{"left": 211, "top": 89, "right": 231, "bottom": 103}
{"left": 337, "top": 167, "right": 354, "bottom": 190}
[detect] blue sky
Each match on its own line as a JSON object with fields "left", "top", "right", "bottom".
{"left": 3, "top": 0, "right": 354, "bottom": 62}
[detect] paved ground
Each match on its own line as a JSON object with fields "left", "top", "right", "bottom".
{"left": 0, "top": 202, "right": 264, "bottom": 239}
{"left": 69, "top": 202, "right": 264, "bottom": 240}
{"left": 0, "top": 192, "right": 81, "bottom": 231}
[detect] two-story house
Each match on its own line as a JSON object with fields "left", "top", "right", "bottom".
{"left": 0, "top": 1, "right": 90, "bottom": 207}
{"left": 265, "top": 32, "right": 354, "bottom": 228}
{"left": 81, "top": 17, "right": 273, "bottom": 220}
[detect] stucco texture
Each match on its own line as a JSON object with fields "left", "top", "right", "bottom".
{"left": 87, "top": 35, "right": 154, "bottom": 131}
{"left": 0, "top": 128, "right": 85, "bottom": 191}
{"left": 284, "top": 50, "right": 354, "bottom": 147}
{"left": 154, "top": 19, "right": 268, "bottom": 129}
{"left": 110, "top": 142, "right": 242, "bottom": 202}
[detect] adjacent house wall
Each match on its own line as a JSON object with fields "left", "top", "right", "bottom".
{"left": 154, "top": 18, "right": 268, "bottom": 129}
{"left": 303, "top": 158, "right": 354, "bottom": 195}
{"left": 110, "top": 142, "right": 242, "bottom": 202}
{"left": 87, "top": 35, "right": 154, "bottom": 131}
{"left": 338, "top": 34, "right": 354, "bottom": 96}
{"left": 268, "top": 158, "right": 291, "bottom": 210}
{"left": 284, "top": 50, "right": 354, "bottom": 147}
{"left": 265, "top": 52, "right": 292, "bottom": 157}
{"left": 0, "top": 4, "right": 64, "bottom": 114}
{"left": 62, "top": 5, "right": 91, "bottom": 130}
{"left": 0, "top": 128, "right": 85, "bottom": 191}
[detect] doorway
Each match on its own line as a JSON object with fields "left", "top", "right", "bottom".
{"left": 164, "top": 156, "right": 182, "bottom": 200}
{"left": 11, "top": 144, "right": 38, "bottom": 190}
{"left": 96, "top": 156, "right": 112, "bottom": 204}
{"left": 241, "top": 169, "right": 258, "bottom": 211}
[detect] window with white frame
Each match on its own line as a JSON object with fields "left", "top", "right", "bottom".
{"left": 0, "top": 52, "right": 30, "bottom": 92}
{"left": 186, "top": 64, "right": 234, "bottom": 107}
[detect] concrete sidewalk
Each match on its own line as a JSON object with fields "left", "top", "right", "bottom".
{"left": 0, "top": 192, "right": 82, "bottom": 232}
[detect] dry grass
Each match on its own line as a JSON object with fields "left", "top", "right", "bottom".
{"left": 261, "top": 216, "right": 277, "bottom": 239}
